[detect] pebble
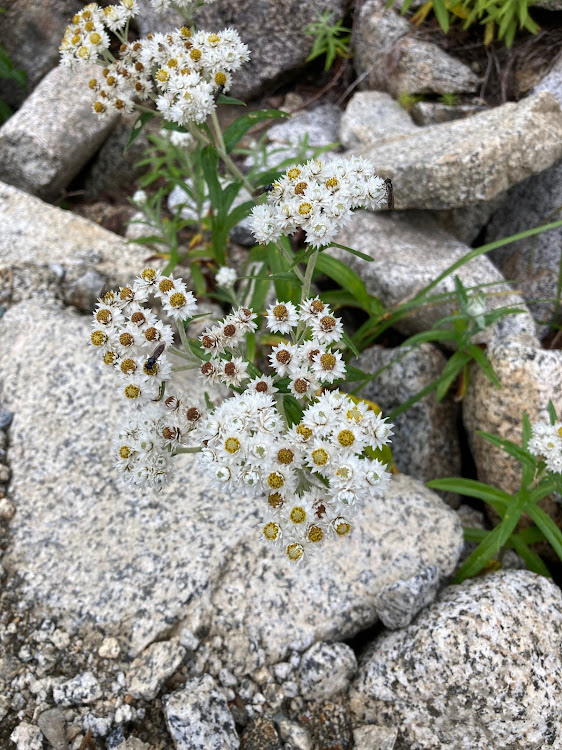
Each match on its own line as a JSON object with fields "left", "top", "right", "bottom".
{"left": 297, "top": 642, "right": 357, "bottom": 701}
{"left": 98, "top": 637, "right": 121, "bottom": 659}
{"left": 37, "top": 707, "right": 68, "bottom": 750}
{"left": 0, "top": 495, "right": 15, "bottom": 520}
{"left": 126, "top": 639, "right": 185, "bottom": 701}
{"left": 0, "top": 409, "right": 14, "bottom": 429}
{"left": 10, "top": 722, "right": 44, "bottom": 750}
{"left": 53, "top": 672, "right": 103, "bottom": 707}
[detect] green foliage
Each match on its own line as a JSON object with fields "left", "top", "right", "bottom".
{"left": 0, "top": 13, "right": 26, "bottom": 124}
{"left": 386, "top": 0, "right": 540, "bottom": 47}
{"left": 438, "top": 92, "right": 460, "bottom": 106}
{"left": 428, "top": 402, "right": 562, "bottom": 582}
{"left": 303, "top": 10, "right": 352, "bottom": 71}
{"left": 397, "top": 91, "right": 423, "bottom": 113}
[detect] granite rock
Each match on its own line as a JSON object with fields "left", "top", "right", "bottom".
{"left": 331, "top": 209, "right": 534, "bottom": 341}
{"left": 485, "top": 160, "right": 562, "bottom": 337}
{"left": 410, "top": 100, "right": 487, "bottom": 126}
{"left": 339, "top": 92, "right": 418, "bottom": 150}
{"left": 126, "top": 639, "right": 185, "bottom": 700}
{"left": 37, "top": 708, "right": 68, "bottom": 750}
{"left": 52, "top": 672, "right": 102, "bottom": 706}
{"left": 351, "top": 91, "right": 562, "bottom": 210}
{"left": 308, "top": 699, "right": 353, "bottom": 750}
{"left": 0, "top": 298, "right": 255, "bottom": 656}
{"left": 462, "top": 327, "right": 562, "bottom": 530}
{"left": 203, "top": 472, "right": 462, "bottom": 675}
{"left": 0, "top": 66, "right": 117, "bottom": 201}
{"left": 163, "top": 674, "right": 240, "bottom": 750}
{"left": 9, "top": 722, "right": 44, "bottom": 750}
{"left": 0, "top": 182, "right": 148, "bottom": 309}
{"left": 297, "top": 642, "right": 357, "bottom": 701}
{"left": 532, "top": 51, "right": 562, "bottom": 107}
{"left": 350, "top": 570, "right": 562, "bottom": 749}
{"left": 348, "top": 343, "right": 461, "bottom": 503}
{"left": 277, "top": 718, "right": 310, "bottom": 749}
{"left": 353, "top": 724, "right": 398, "bottom": 750}
{"left": 134, "top": 0, "right": 347, "bottom": 102}
{"left": 0, "top": 0, "right": 83, "bottom": 108}
{"left": 374, "top": 565, "right": 439, "bottom": 629}
{"left": 354, "top": 0, "right": 480, "bottom": 97}
{"left": 432, "top": 195, "right": 504, "bottom": 245}
{"left": 266, "top": 102, "right": 341, "bottom": 150}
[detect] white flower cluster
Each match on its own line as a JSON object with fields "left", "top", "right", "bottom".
{"left": 215, "top": 266, "right": 237, "bottom": 289}
{"left": 198, "top": 297, "right": 347, "bottom": 396}
{"left": 90, "top": 267, "right": 201, "bottom": 487}
{"left": 248, "top": 156, "right": 387, "bottom": 248}
{"left": 60, "top": 5, "right": 250, "bottom": 124}
{"left": 197, "top": 388, "right": 393, "bottom": 564}
{"left": 528, "top": 421, "right": 562, "bottom": 473}
{"left": 60, "top": 1, "right": 138, "bottom": 68}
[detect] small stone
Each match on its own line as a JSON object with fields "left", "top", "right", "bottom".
{"left": 0, "top": 409, "right": 14, "bottom": 429}
{"left": 219, "top": 668, "right": 238, "bottom": 687}
{"left": 53, "top": 672, "right": 102, "bottom": 707}
{"left": 237, "top": 678, "right": 257, "bottom": 702}
{"left": 283, "top": 681, "right": 299, "bottom": 698}
{"left": 0, "top": 463, "right": 11, "bottom": 483}
{"left": 277, "top": 718, "right": 311, "bottom": 750}
{"left": 353, "top": 724, "right": 398, "bottom": 750}
{"left": 252, "top": 666, "right": 273, "bottom": 686}
{"left": 50, "top": 630, "right": 71, "bottom": 650}
{"left": 374, "top": 565, "right": 440, "bottom": 629}
{"left": 298, "top": 642, "right": 357, "bottom": 701}
{"left": 0, "top": 496, "right": 15, "bottom": 520}
{"left": 37, "top": 708, "right": 68, "bottom": 750}
{"left": 99, "top": 637, "right": 121, "bottom": 660}
{"left": 127, "top": 639, "right": 185, "bottom": 701}
{"left": 0, "top": 694, "right": 10, "bottom": 721}
{"left": 114, "top": 739, "right": 151, "bottom": 750}
{"left": 163, "top": 674, "right": 240, "bottom": 749}
{"left": 10, "top": 722, "right": 44, "bottom": 750}
{"left": 178, "top": 628, "right": 200, "bottom": 651}
{"left": 272, "top": 662, "right": 292, "bottom": 682}
{"left": 114, "top": 704, "right": 134, "bottom": 724}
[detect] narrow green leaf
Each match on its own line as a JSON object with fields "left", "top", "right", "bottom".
{"left": 510, "top": 535, "right": 551, "bottom": 577}
{"left": 341, "top": 330, "right": 359, "bottom": 358}
{"left": 426, "top": 477, "right": 511, "bottom": 511}
{"left": 453, "top": 491, "right": 527, "bottom": 582}
{"left": 125, "top": 112, "right": 154, "bottom": 152}
{"left": 432, "top": 0, "right": 450, "bottom": 31}
{"left": 477, "top": 430, "right": 535, "bottom": 470}
{"left": 401, "top": 329, "right": 459, "bottom": 347}
{"left": 223, "top": 109, "right": 289, "bottom": 153}
{"left": 548, "top": 399, "right": 558, "bottom": 425}
{"left": 465, "top": 344, "right": 500, "bottom": 388}
{"left": 329, "top": 242, "right": 374, "bottom": 263}
{"left": 283, "top": 394, "right": 304, "bottom": 427}
{"left": 521, "top": 412, "right": 532, "bottom": 450}
{"left": 525, "top": 503, "right": 562, "bottom": 562}
{"left": 315, "top": 254, "right": 373, "bottom": 312}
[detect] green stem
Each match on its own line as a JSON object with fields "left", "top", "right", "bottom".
{"left": 173, "top": 446, "right": 203, "bottom": 454}
{"left": 274, "top": 240, "right": 305, "bottom": 284}
{"left": 177, "top": 321, "right": 191, "bottom": 354}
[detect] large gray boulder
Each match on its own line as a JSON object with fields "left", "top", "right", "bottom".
{"left": 350, "top": 570, "right": 562, "bottom": 749}
{"left": 350, "top": 92, "right": 562, "bottom": 210}
{"left": 134, "top": 0, "right": 347, "bottom": 101}
{"left": 354, "top": 0, "right": 480, "bottom": 97}
{"left": 0, "top": 66, "right": 117, "bottom": 201}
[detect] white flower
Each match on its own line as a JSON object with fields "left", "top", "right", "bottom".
{"left": 216, "top": 266, "right": 237, "bottom": 288}
{"left": 132, "top": 189, "right": 147, "bottom": 205}
{"left": 289, "top": 367, "right": 320, "bottom": 400}
{"left": 309, "top": 313, "right": 344, "bottom": 345}
{"left": 311, "top": 349, "right": 346, "bottom": 384}
{"left": 269, "top": 342, "right": 299, "bottom": 377}
{"left": 265, "top": 301, "right": 298, "bottom": 334}
{"left": 219, "top": 357, "right": 249, "bottom": 387}
{"left": 299, "top": 297, "right": 327, "bottom": 324}
{"left": 248, "top": 204, "right": 281, "bottom": 245}
{"left": 161, "top": 285, "right": 198, "bottom": 321}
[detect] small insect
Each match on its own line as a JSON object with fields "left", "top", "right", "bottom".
{"left": 252, "top": 183, "right": 274, "bottom": 198}
{"left": 145, "top": 343, "right": 165, "bottom": 370}
{"left": 384, "top": 178, "right": 394, "bottom": 210}
{"left": 213, "top": 83, "right": 225, "bottom": 102}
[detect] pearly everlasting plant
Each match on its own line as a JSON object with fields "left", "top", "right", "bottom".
{"left": 248, "top": 156, "right": 387, "bottom": 248}
{"left": 90, "top": 268, "right": 394, "bottom": 564}
{"left": 60, "top": 3, "right": 250, "bottom": 124}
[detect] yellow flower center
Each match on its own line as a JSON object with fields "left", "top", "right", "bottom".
{"left": 124, "top": 384, "right": 141, "bottom": 399}
{"left": 214, "top": 71, "right": 227, "bottom": 85}
{"left": 141, "top": 268, "right": 157, "bottom": 282}
{"left": 120, "top": 358, "right": 136, "bottom": 375}
{"left": 287, "top": 168, "right": 301, "bottom": 181}
{"left": 296, "top": 425, "right": 312, "bottom": 440}
{"left": 307, "top": 525, "right": 324, "bottom": 543}
{"left": 338, "top": 430, "right": 355, "bottom": 447}
{"left": 346, "top": 406, "right": 364, "bottom": 423}
{"left": 325, "top": 177, "right": 339, "bottom": 189}
{"left": 263, "top": 522, "right": 280, "bottom": 541}
{"left": 298, "top": 202, "right": 312, "bottom": 216}
{"left": 103, "top": 352, "right": 116, "bottom": 365}
{"left": 268, "top": 492, "right": 284, "bottom": 509}
{"left": 224, "top": 437, "right": 240, "bottom": 454}
{"left": 286, "top": 543, "right": 304, "bottom": 562}
{"left": 207, "top": 33, "right": 220, "bottom": 44}
{"left": 156, "top": 68, "right": 169, "bottom": 82}
{"left": 190, "top": 48, "right": 202, "bottom": 61}
{"left": 311, "top": 448, "right": 328, "bottom": 466}
{"left": 91, "top": 331, "right": 107, "bottom": 347}
{"left": 159, "top": 279, "right": 174, "bottom": 293}
{"left": 289, "top": 506, "right": 306, "bottom": 524}
{"left": 167, "top": 58, "right": 178, "bottom": 68}
{"left": 267, "top": 472, "right": 284, "bottom": 489}
{"left": 320, "top": 353, "right": 336, "bottom": 370}
{"left": 273, "top": 304, "right": 288, "bottom": 320}
{"left": 334, "top": 518, "right": 351, "bottom": 536}
{"left": 170, "top": 292, "right": 186, "bottom": 308}
{"left": 89, "top": 32, "right": 101, "bottom": 45}
{"left": 277, "top": 448, "right": 294, "bottom": 465}
{"left": 96, "top": 309, "right": 111, "bottom": 325}
{"left": 119, "top": 446, "right": 131, "bottom": 459}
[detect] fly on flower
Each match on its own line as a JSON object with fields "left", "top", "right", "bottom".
{"left": 252, "top": 183, "right": 275, "bottom": 198}
{"left": 384, "top": 178, "right": 394, "bottom": 210}
{"left": 145, "top": 343, "right": 166, "bottom": 370}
